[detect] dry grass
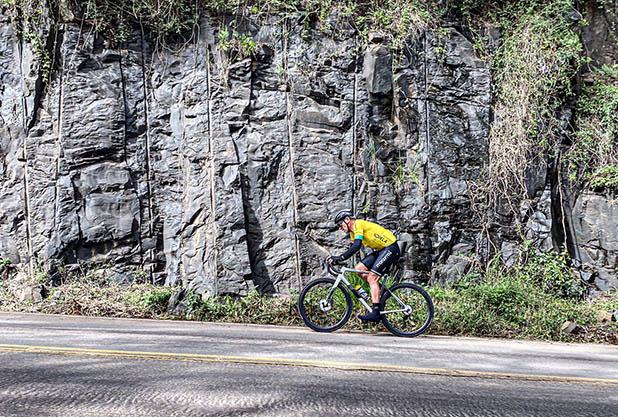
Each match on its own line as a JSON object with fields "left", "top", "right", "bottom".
{"left": 469, "top": 1, "right": 583, "bottom": 238}
{"left": 0, "top": 266, "right": 171, "bottom": 319}
{"left": 1, "top": 260, "right": 616, "bottom": 345}
{"left": 487, "top": 23, "right": 562, "bottom": 207}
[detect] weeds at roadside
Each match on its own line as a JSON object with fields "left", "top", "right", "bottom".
{"left": 0, "top": 250, "right": 616, "bottom": 344}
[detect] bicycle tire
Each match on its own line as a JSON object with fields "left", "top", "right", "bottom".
{"left": 380, "top": 282, "right": 434, "bottom": 337}
{"left": 298, "top": 278, "right": 352, "bottom": 332}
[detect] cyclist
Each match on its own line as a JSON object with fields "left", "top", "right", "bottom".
{"left": 328, "top": 209, "right": 401, "bottom": 322}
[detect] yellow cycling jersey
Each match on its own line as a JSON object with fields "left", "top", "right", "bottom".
{"left": 350, "top": 219, "right": 396, "bottom": 251}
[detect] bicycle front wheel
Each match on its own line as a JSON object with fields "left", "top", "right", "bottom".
{"left": 380, "top": 282, "right": 434, "bottom": 337}
{"left": 298, "top": 278, "right": 352, "bottom": 332}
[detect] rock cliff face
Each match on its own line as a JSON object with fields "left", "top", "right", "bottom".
{"left": 0, "top": 4, "right": 616, "bottom": 294}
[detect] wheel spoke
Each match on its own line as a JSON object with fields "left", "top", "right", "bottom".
{"left": 381, "top": 283, "right": 433, "bottom": 337}
{"left": 299, "top": 279, "right": 351, "bottom": 332}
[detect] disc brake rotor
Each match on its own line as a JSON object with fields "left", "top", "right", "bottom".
{"left": 402, "top": 304, "right": 412, "bottom": 316}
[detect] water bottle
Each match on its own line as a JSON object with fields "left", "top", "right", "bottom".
{"left": 355, "top": 285, "right": 368, "bottom": 299}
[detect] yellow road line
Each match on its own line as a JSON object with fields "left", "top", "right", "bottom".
{"left": 1, "top": 344, "right": 617, "bottom": 386}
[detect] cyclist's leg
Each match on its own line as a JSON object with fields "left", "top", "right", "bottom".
{"left": 370, "top": 242, "right": 401, "bottom": 278}
{"left": 356, "top": 253, "right": 378, "bottom": 301}
{"left": 356, "top": 252, "right": 376, "bottom": 279}
{"left": 357, "top": 252, "right": 384, "bottom": 322}
{"left": 367, "top": 243, "right": 401, "bottom": 301}
{"left": 356, "top": 262, "right": 380, "bottom": 304}
{"left": 366, "top": 272, "right": 381, "bottom": 303}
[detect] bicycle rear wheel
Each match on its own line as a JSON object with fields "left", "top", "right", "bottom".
{"left": 380, "top": 282, "right": 434, "bottom": 337}
{"left": 298, "top": 278, "right": 352, "bottom": 332}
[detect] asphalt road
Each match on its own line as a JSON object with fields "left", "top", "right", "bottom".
{"left": 1, "top": 312, "right": 617, "bottom": 416}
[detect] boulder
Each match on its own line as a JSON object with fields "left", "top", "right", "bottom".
{"left": 597, "top": 311, "right": 614, "bottom": 324}
{"left": 561, "top": 321, "right": 584, "bottom": 335}
{"left": 20, "top": 285, "right": 47, "bottom": 303}
{"left": 431, "top": 254, "right": 474, "bottom": 285}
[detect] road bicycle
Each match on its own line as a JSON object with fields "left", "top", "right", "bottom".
{"left": 298, "top": 259, "right": 434, "bottom": 337}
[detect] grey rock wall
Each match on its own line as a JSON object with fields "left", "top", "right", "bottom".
{"left": 0, "top": 18, "right": 31, "bottom": 266}
{"left": 581, "top": 0, "right": 618, "bottom": 69}
{"left": 570, "top": 194, "right": 618, "bottom": 291}
{"left": 0, "top": 6, "right": 616, "bottom": 294}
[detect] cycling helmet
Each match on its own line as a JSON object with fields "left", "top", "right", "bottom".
{"left": 333, "top": 209, "right": 353, "bottom": 226}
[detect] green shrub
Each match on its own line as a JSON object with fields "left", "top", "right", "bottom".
{"left": 590, "top": 165, "right": 618, "bottom": 191}
{"left": 187, "top": 291, "right": 303, "bottom": 326}
{"left": 0, "top": 258, "right": 12, "bottom": 278}
{"left": 217, "top": 28, "right": 257, "bottom": 58}
{"left": 470, "top": 277, "right": 532, "bottom": 325}
{"left": 567, "top": 64, "right": 618, "bottom": 192}
{"left": 525, "top": 297, "right": 584, "bottom": 340}
{"left": 517, "top": 246, "right": 585, "bottom": 300}
{"left": 81, "top": 0, "right": 200, "bottom": 43}
{"left": 141, "top": 288, "right": 174, "bottom": 315}
{"left": 426, "top": 247, "right": 613, "bottom": 341}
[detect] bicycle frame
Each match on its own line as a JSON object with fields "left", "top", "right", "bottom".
{"left": 329, "top": 267, "right": 374, "bottom": 312}
{"left": 328, "top": 266, "right": 410, "bottom": 315}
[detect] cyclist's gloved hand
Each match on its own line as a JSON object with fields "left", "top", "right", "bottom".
{"left": 328, "top": 255, "right": 343, "bottom": 265}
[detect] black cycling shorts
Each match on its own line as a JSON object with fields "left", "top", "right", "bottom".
{"left": 360, "top": 242, "right": 401, "bottom": 276}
